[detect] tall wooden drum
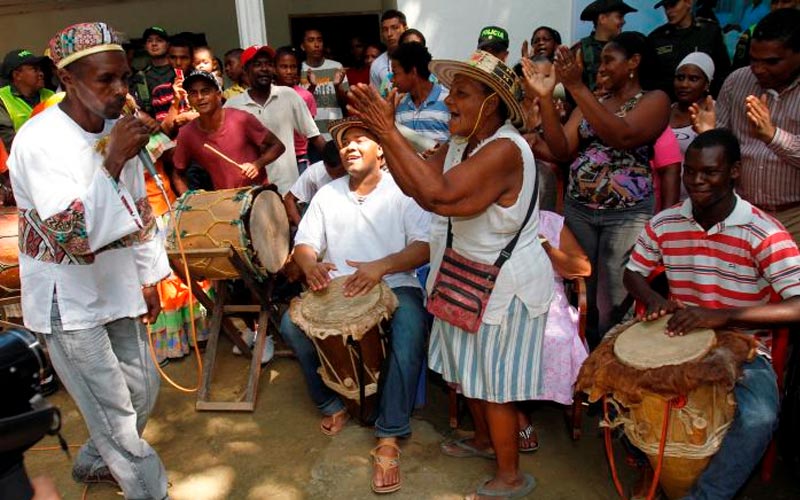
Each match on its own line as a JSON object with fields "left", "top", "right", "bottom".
{"left": 289, "top": 276, "right": 398, "bottom": 423}
{"left": 166, "top": 186, "right": 290, "bottom": 280}
{"left": 576, "top": 315, "right": 757, "bottom": 499}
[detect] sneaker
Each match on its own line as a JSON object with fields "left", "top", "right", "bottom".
{"left": 260, "top": 334, "right": 275, "bottom": 365}
{"left": 233, "top": 329, "right": 274, "bottom": 365}
{"left": 232, "top": 327, "right": 256, "bottom": 355}
{"left": 72, "top": 466, "right": 118, "bottom": 486}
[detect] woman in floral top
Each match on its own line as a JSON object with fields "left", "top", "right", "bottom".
{"left": 522, "top": 32, "right": 670, "bottom": 348}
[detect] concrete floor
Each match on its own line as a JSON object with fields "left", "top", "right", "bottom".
{"left": 24, "top": 340, "right": 800, "bottom": 500}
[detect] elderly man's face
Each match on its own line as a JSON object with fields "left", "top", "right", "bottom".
{"left": 61, "top": 51, "right": 130, "bottom": 119}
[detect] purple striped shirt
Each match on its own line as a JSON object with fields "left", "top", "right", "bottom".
{"left": 717, "top": 68, "right": 800, "bottom": 209}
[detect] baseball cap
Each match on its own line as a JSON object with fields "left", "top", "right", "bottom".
{"left": 183, "top": 70, "right": 221, "bottom": 91}
{"left": 142, "top": 26, "right": 169, "bottom": 41}
{"left": 477, "top": 26, "right": 510, "bottom": 50}
{"left": 3, "top": 49, "right": 47, "bottom": 77}
{"left": 240, "top": 45, "right": 277, "bottom": 67}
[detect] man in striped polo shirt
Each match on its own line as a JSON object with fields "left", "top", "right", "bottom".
{"left": 390, "top": 42, "right": 450, "bottom": 146}
{"left": 623, "top": 129, "right": 800, "bottom": 499}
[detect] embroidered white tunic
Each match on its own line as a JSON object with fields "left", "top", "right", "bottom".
{"left": 8, "top": 105, "right": 170, "bottom": 333}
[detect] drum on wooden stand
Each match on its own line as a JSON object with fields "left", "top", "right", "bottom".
{"left": 0, "top": 208, "right": 19, "bottom": 298}
{"left": 289, "top": 276, "right": 398, "bottom": 423}
{"left": 576, "top": 315, "right": 757, "bottom": 499}
{"left": 166, "top": 186, "right": 290, "bottom": 280}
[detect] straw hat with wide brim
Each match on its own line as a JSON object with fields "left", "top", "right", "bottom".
{"left": 328, "top": 117, "right": 377, "bottom": 150}
{"left": 428, "top": 50, "right": 524, "bottom": 129}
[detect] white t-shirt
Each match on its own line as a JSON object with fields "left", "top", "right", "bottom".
{"left": 300, "top": 58, "right": 348, "bottom": 138}
{"left": 289, "top": 160, "right": 333, "bottom": 203}
{"left": 295, "top": 172, "right": 430, "bottom": 289}
{"left": 225, "top": 86, "right": 320, "bottom": 194}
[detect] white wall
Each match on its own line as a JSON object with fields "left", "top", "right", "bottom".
{"left": 0, "top": 0, "right": 239, "bottom": 58}
{"left": 397, "top": 0, "right": 575, "bottom": 62}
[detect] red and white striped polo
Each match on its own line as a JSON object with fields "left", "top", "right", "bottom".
{"left": 628, "top": 195, "right": 800, "bottom": 311}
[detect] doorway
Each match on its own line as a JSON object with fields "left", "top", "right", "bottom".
{"left": 289, "top": 12, "right": 381, "bottom": 67}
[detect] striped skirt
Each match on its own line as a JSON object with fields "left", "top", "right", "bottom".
{"left": 428, "top": 297, "right": 547, "bottom": 403}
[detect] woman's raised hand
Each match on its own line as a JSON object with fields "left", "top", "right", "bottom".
{"left": 553, "top": 45, "right": 583, "bottom": 90}
{"left": 346, "top": 83, "right": 398, "bottom": 136}
{"left": 520, "top": 57, "right": 556, "bottom": 99}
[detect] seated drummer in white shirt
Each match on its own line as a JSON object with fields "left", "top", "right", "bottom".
{"left": 279, "top": 117, "right": 430, "bottom": 495}
{"left": 284, "top": 139, "right": 346, "bottom": 226}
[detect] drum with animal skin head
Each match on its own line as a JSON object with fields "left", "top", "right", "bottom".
{"left": 576, "top": 315, "right": 757, "bottom": 499}
{"left": 289, "top": 276, "right": 398, "bottom": 423}
{"left": 166, "top": 186, "right": 290, "bottom": 280}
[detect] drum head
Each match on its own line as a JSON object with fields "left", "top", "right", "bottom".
{"left": 249, "top": 189, "right": 290, "bottom": 274}
{"left": 289, "top": 276, "right": 398, "bottom": 341}
{"left": 614, "top": 314, "right": 715, "bottom": 370}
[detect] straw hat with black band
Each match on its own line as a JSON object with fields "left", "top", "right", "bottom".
{"left": 428, "top": 50, "right": 524, "bottom": 129}
{"left": 328, "top": 116, "right": 379, "bottom": 150}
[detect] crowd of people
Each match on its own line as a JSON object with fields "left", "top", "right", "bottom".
{"left": 3, "top": 0, "right": 800, "bottom": 499}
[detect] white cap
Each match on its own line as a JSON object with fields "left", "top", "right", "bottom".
{"left": 676, "top": 52, "right": 715, "bottom": 82}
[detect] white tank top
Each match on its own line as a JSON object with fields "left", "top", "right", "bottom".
{"left": 426, "top": 123, "right": 554, "bottom": 324}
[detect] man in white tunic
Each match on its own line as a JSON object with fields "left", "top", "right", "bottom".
{"left": 8, "top": 22, "right": 170, "bottom": 499}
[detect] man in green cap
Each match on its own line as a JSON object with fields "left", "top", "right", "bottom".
{"left": 0, "top": 49, "right": 53, "bottom": 151}
{"left": 572, "top": 0, "right": 638, "bottom": 90}
{"left": 477, "top": 25, "right": 511, "bottom": 61}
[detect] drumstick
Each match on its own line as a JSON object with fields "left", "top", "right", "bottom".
{"left": 203, "top": 143, "right": 245, "bottom": 170}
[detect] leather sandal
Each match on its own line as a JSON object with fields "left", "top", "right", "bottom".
{"left": 518, "top": 424, "right": 539, "bottom": 453}
{"left": 320, "top": 409, "right": 350, "bottom": 436}
{"left": 370, "top": 442, "right": 402, "bottom": 494}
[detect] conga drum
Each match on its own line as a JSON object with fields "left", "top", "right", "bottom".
{"left": 166, "top": 186, "right": 290, "bottom": 280}
{"left": 0, "top": 208, "right": 20, "bottom": 298}
{"left": 576, "top": 315, "right": 757, "bottom": 499}
{"left": 289, "top": 276, "right": 398, "bottom": 423}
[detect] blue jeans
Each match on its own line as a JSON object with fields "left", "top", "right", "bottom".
{"left": 42, "top": 297, "right": 168, "bottom": 500}
{"left": 685, "top": 355, "right": 779, "bottom": 499}
{"left": 280, "top": 286, "right": 427, "bottom": 437}
{"left": 564, "top": 197, "right": 653, "bottom": 347}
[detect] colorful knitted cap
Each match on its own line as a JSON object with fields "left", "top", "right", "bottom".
{"left": 48, "top": 22, "right": 123, "bottom": 69}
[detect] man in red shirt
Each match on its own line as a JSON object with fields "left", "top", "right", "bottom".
{"left": 172, "top": 70, "right": 284, "bottom": 193}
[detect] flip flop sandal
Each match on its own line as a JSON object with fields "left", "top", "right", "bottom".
{"left": 518, "top": 424, "right": 539, "bottom": 453}
{"left": 469, "top": 473, "right": 537, "bottom": 499}
{"left": 320, "top": 409, "right": 350, "bottom": 436}
{"left": 440, "top": 437, "right": 497, "bottom": 459}
{"left": 370, "top": 442, "right": 402, "bottom": 494}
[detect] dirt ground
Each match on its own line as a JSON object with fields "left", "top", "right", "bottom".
{"left": 24, "top": 337, "right": 800, "bottom": 500}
